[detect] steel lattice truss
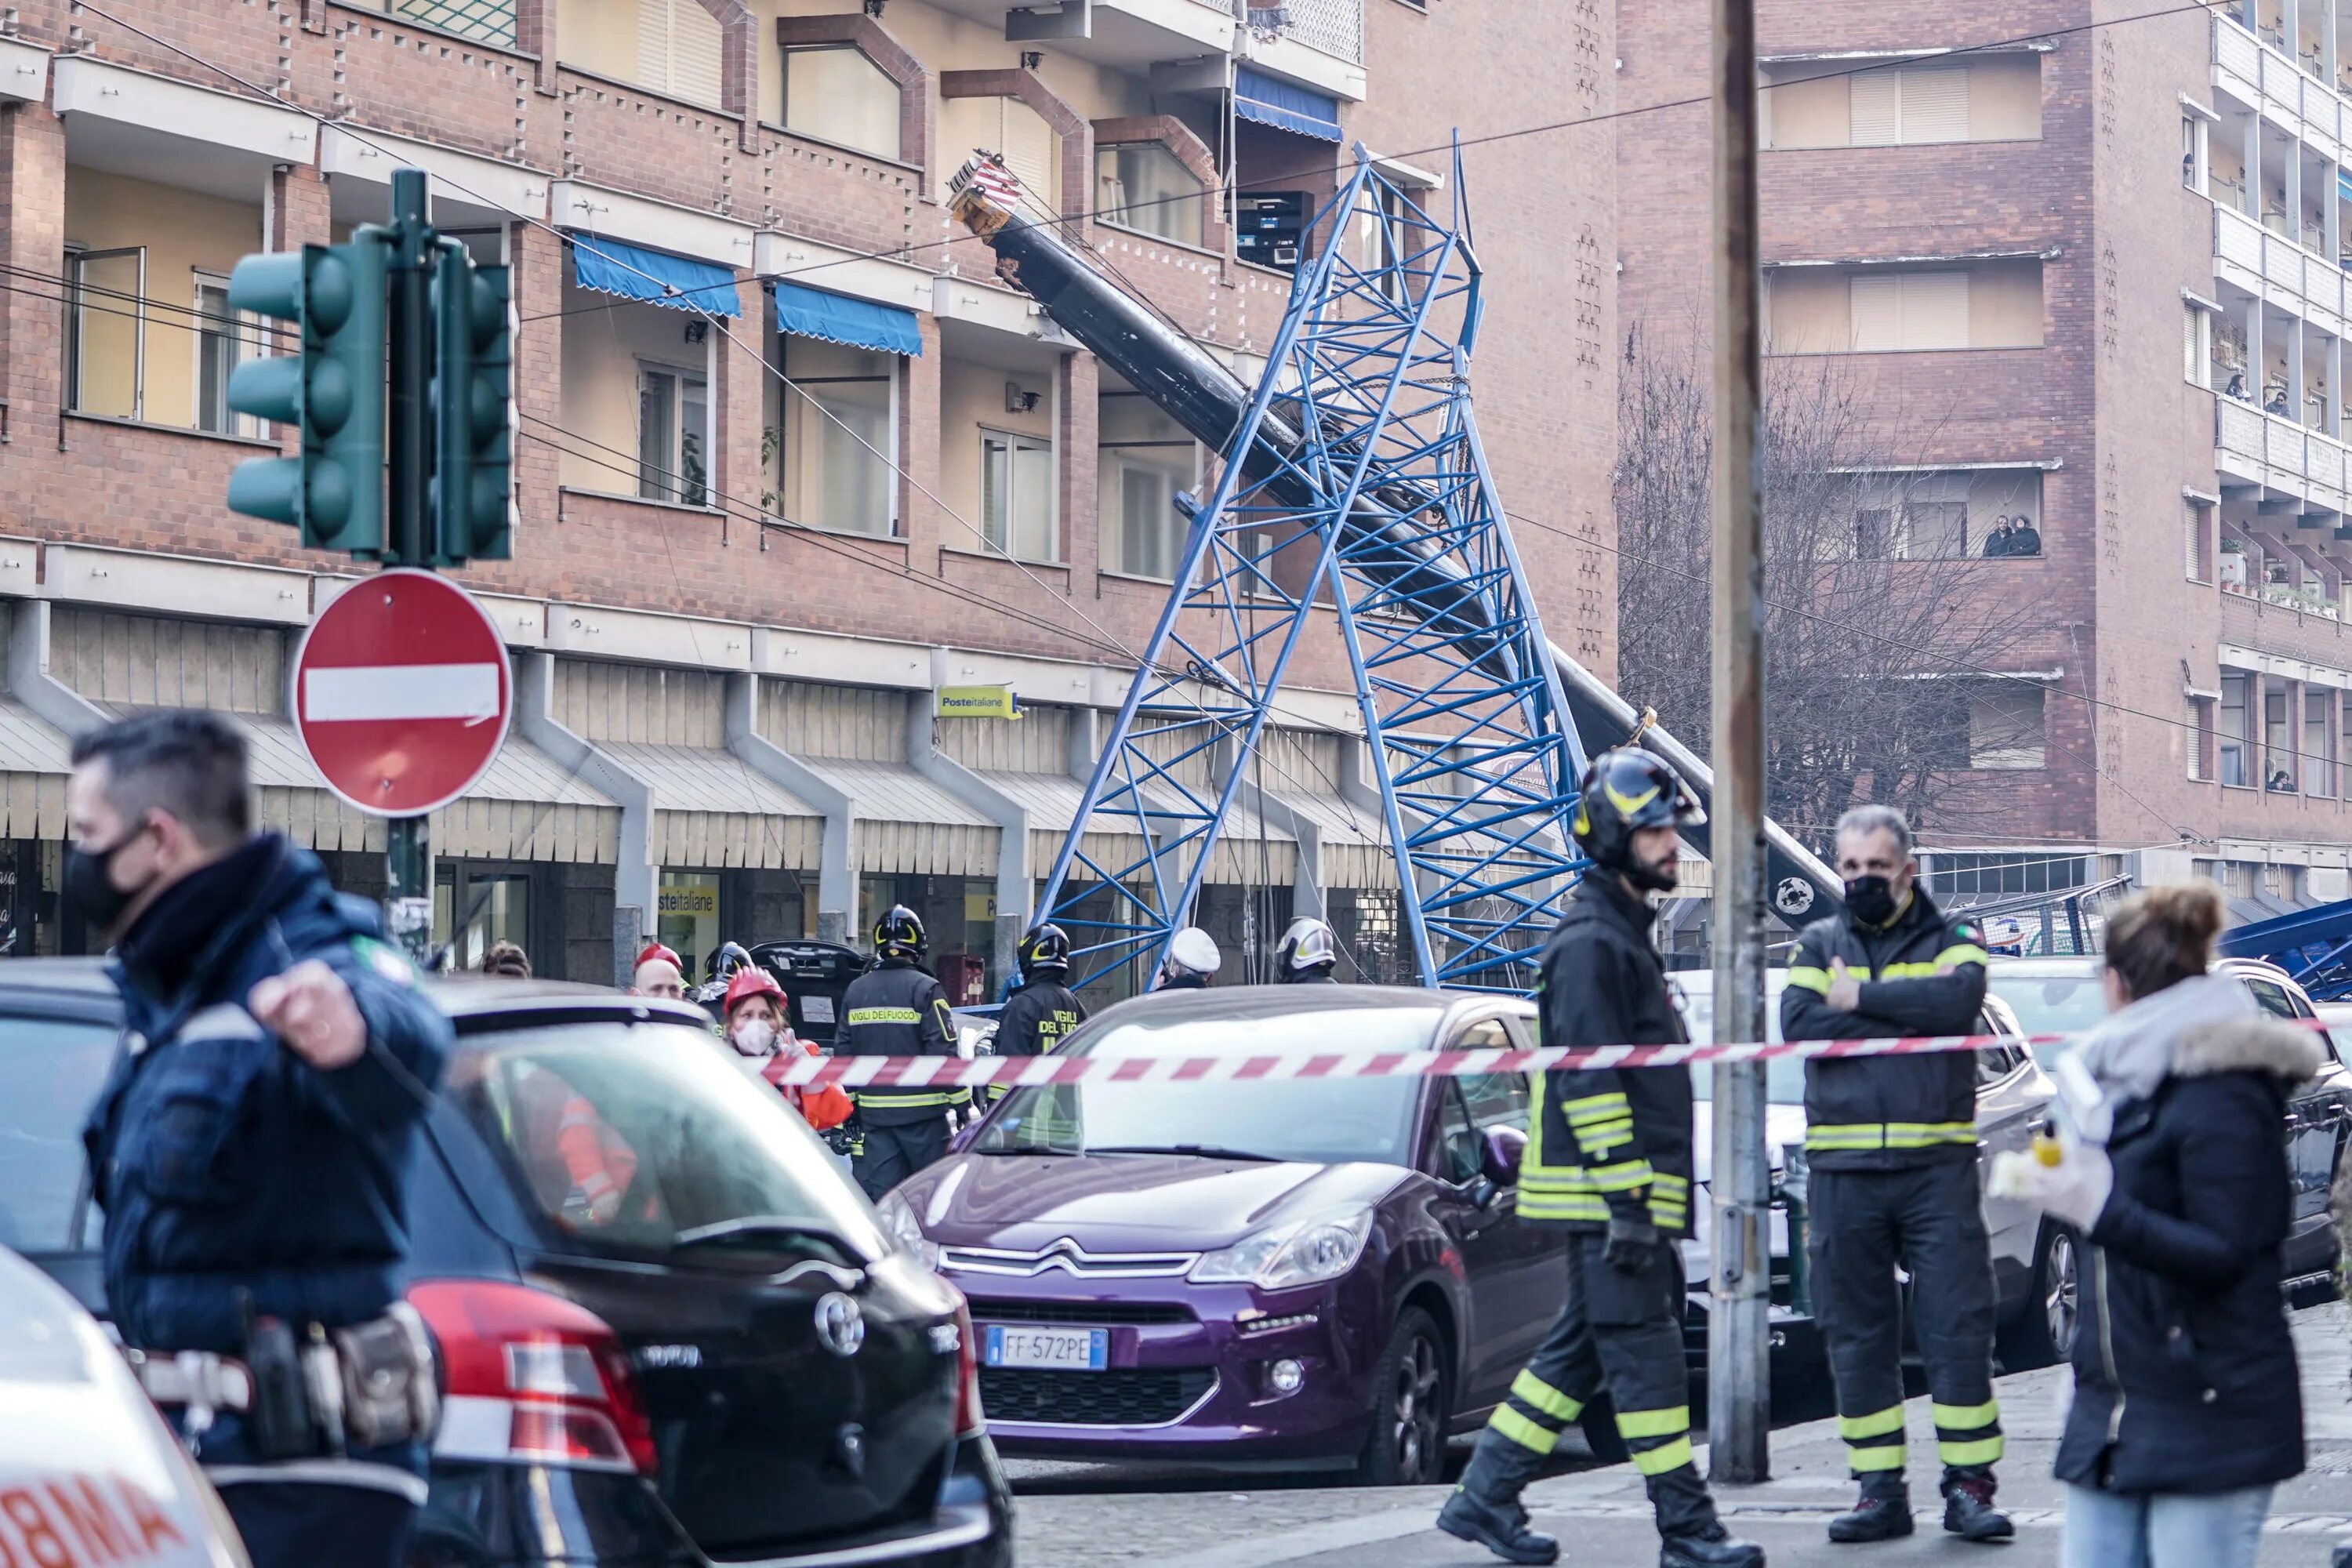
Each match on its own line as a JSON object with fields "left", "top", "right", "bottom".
{"left": 1034, "top": 151, "right": 1589, "bottom": 995}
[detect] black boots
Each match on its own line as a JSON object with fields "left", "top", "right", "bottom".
{"left": 1826, "top": 1475, "right": 1913, "bottom": 1543}
{"left": 1658, "top": 1519, "right": 1768, "bottom": 1568}
{"left": 1436, "top": 1487, "right": 1559, "bottom": 1566}
{"left": 1940, "top": 1469, "right": 2014, "bottom": 1542}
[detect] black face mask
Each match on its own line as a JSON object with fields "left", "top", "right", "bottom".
{"left": 63, "top": 824, "right": 151, "bottom": 936}
{"left": 1843, "top": 873, "right": 1900, "bottom": 927}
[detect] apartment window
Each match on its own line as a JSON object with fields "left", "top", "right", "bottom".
{"left": 942, "top": 94, "right": 1059, "bottom": 209}
{"left": 2189, "top": 695, "right": 2215, "bottom": 781}
{"left": 66, "top": 245, "right": 145, "bottom": 421}
{"left": 772, "top": 339, "right": 895, "bottom": 536}
{"left": 1761, "top": 55, "right": 2040, "bottom": 150}
{"left": 2183, "top": 301, "right": 2213, "bottom": 387}
{"left": 194, "top": 273, "right": 257, "bottom": 437}
{"left": 637, "top": 0, "right": 723, "bottom": 108}
{"left": 1100, "top": 391, "right": 1199, "bottom": 579}
{"left": 2308, "top": 688, "right": 2336, "bottom": 797}
{"left": 981, "top": 430, "right": 1056, "bottom": 561}
{"left": 1969, "top": 685, "right": 2046, "bottom": 769}
{"left": 2184, "top": 497, "right": 2213, "bottom": 581}
{"left": 784, "top": 45, "right": 902, "bottom": 162}
{"left": 1851, "top": 270, "right": 1969, "bottom": 350}
{"left": 2221, "top": 672, "right": 2252, "bottom": 786}
{"left": 637, "top": 365, "right": 709, "bottom": 507}
{"left": 1097, "top": 143, "right": 1206, "bottom": 249}
{"left": 2266, "top": 684, "right": 2296, "bottom": 789}
{"left": 1768, "top": 261, "right": 2042, "bottom": 353}
{"left": 2181, "top": 113, "right": 2207, "bottom": 192}
{"left": 1849, "top": 468, "right": 2039, "bottom": 559}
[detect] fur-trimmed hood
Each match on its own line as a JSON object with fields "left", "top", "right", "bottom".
{"left": 2071, "top": 973, "right": 2322, "bottom": 1130}
{"left": 2170, "top": 1012, "right": 2327, "bottom": 1081}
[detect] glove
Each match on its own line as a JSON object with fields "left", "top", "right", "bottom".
{"left": 1987, "top": 1138, "right": 2114, "bottom": 1232}
{"left": 1604, "top": 1214, "right": 1662, "bottom": 1272}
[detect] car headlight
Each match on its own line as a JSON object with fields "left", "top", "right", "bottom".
{"left": 1190, "top": 1209, "right": 1374, "bottom": 1289}
{"left": 874, "top": 1190, "right": 942, "bottom": 1270}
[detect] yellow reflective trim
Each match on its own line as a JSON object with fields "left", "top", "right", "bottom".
{"left": 1838, "top": 1406, "right": 1907, "bottom": 1441}
{"left": 1577, "top": 1127, "right": 1635, "bottom": 1158}
{"left": 1939, "top": 1436, "right": 2005, "bottom": 1467}
{"left": 1884, "top": 1122, "right": 1976, "bottom": 1149}
{"left": 1605, "top": 781, "right": 1663, "bottom": 818}
{"left": 1649, "top": 1173, "right": 1690, "bottom": 1194}
{"left": 1786, "top": 966, "right": 1831, "bottom": 995}
{"left": 848, "top": 1007, "right": 923, "bottom": 1025}
{"left": 1512, "top": 1370, "right": 1582, "bottom": 1423}
{"left": 1935, "top": 945, "right": 1991, "bottom": 968}
{"left": 1520, "top": 1196, "right": 1611, "bottom": 1221}
{"left": 1488, "top": 1405, "right": 1559, "bottom": 1455}
{"left": 851, "top": 1088, "right": 972, "bottom": 1108}
{"left": 1614, "top": 1406, "right": 1690, "bottom": 1440}
{"left": 1849, "top": 1445, "right": 1908, "bottom": 1472}
{"left": 1932, "top": 1399, "right": 2000, "bottom": 1432}
{"left": 1585, "top": 1160, "right": 1655, "bottom": 1193}
{"left": 1563, "top": 1092, "right": 1631, "bottom": 1123}
{"left": 1805, "top": 1125, "right": 1886, "bottom": 1149}
{"left": 1877, "top": 962, "right": 1944, "bottom": 979}
{"left": 1631, "top": 1437, "right": 1694, "bottom": 1476}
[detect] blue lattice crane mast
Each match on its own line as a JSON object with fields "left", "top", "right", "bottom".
{"left": 948, "top": 151, "right": 1841, "bottom": 993}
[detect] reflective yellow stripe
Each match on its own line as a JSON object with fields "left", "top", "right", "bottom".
{"left": 1806, "top": 1122, "right": 1975, "bottom": 1152}
{"left": 1932, "top": 1399, "right": 2000, "bottom": 1431}
{"left": 851, "top": 1088, "right": 972, "bottom": 1108}
{"left": 1563, "top": 1092, "right": 1630, "bottom": 1124}
{"left": 1614, "top": 1406, "right": 1689, "bottom": 1440}
{"left": 1520, "top": 1195, "right": 1611, "bottom": 1221}
{"left": 1804, "top": 1124, "right": 1887, "bottom": 1149}
{"left": 1585, "top": 1160, "right": 1654, "bottom": 1193}
{"left": 1848, "top": 1445, "right": 1908, "bottom": 1472}
{"left": 1934, "top": 944, "right": 1991, "bottom": 968}
{"left": 1939, "top": 1436, "right": 2005, "bottom": 1467}
{"left": 1487, "top": 1405, "right": 1559, "bottom": 1455}
{"left": 1876, "top": 962, "right": 1944, "bottom": 979}
{"left": 848, "top": 1007, "right": 923, "bottom": 1025}
{"left": 1786, "top": 966, "right": 1831, "bottom": 995}
{"left": 1631, "top": 1437, "right": 1694, "bottom": 1476}
{"left": 1512, "top": 1370, "right": 1582, "bottom": 1422}
{"left": 1838, "top": 1406, "right": 1907, "bottom": 1441}
{"left": 1650, "top": 1173, "right": 1690, "bottom": 1194}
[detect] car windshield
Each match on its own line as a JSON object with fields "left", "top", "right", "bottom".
{"left": 1985, "top": 970, "right": 2107, "bottom": 1044}
{"left": 0, "top": 1016, "right": 119, "bottom": 1254}
{"left": 974, "top": 1005, "right": 1437, "bottom": 1165}
{"left": 1673, "top": 981, "right": 1808, "bottom": 1104}
{"left": 442, "top": 1021, "right": 887, "bottom": 1267}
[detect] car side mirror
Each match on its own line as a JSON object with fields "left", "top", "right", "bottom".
{"left": 1480, "top": 1126, "right": 1526, "bottom": 1187}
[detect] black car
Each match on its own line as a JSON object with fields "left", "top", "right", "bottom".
{"left": 0, "top": 959, "right": 1013, "bottom": 1568}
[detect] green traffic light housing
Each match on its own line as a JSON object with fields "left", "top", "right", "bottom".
{"left": 430, "top": 242, "right": 515, "bottom": 565}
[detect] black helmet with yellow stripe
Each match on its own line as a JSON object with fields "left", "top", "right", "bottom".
{"left": 1570, "top": 747, "right": 1704, "bottom": 891}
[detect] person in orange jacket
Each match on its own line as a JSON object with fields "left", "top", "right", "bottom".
{"left": 721, "top": 965, "right": 855, "bottom": 1145}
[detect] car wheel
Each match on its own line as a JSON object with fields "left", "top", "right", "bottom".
{"left": 1998, "top": 1222, "right": 2080, "bottom": 1369}
{"left": 1356, "top": 1306, "right": 1450, "bottom": 1486}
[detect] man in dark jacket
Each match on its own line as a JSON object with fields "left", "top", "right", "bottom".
{"left": 837, "top": 905, "right": 966, "bottom": 1197}
{"left": 989, "top": 922, "right": 1085, "bottom": 1102}
{"left": 1780, "top": 804, "right": 2007, "bottom": 1544}
{"left": 71, "top": 710, "right": 448, "bottom": 1568}
{"left": 1437, "top": 749, "right": 1762, "bottom": 1568}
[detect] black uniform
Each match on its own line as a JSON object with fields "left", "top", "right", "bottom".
{"left": 1455, "top": 874, "right": 1723, "bottom": 1540}
{"left": 1780, "top": 889, "right": 1999, "bottom": 1486}
{"left": 987, "top": 977, "right": 1084, "bottom": 1101}
{"left": 835, "top": 957, "right": 965, "bottom": 1198}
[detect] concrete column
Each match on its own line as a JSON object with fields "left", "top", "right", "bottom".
{"left": 2249, "top": 299, "right": 2267, "bottom": 404}
{"left": 2328, "top": 334, "right": 2343, "bottom": 437}
{"left": 2248, "top": 115, "right": 2264, "bottom": 220}
{"left": 724, "top": 673, "right": 856, "bottom": 942}
{"left": 4, "top": 602, "right": 106, "bottom": 735}
{"left": 2292, "top": 318, "right": 2310, "bottom": 424}
{"left": 717, "top": 278, "right": 765, "bottom": 543}
{"left": 514, "top": 652, "right": 655, "bottom": 983}
{"left": 2288, "top": 140, "right": 2305, "bottom": 245}
{"left": 1060, "top": 351, "right": 1098, "bottom": 577}
{"left": 900, "top": 314, "right": 944, "bottom": 550}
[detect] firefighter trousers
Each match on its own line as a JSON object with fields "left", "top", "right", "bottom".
{"left": 853, "top": 1115, "right": 950, "bottom": 1200}
{"left": 1807, "top": 1160, "right": 2003, "bottom": 1483}
{"left": 1457, "top": 1232, "right": 1720, "bottom": 1540}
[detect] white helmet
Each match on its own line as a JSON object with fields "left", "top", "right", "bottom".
{"left": 1155, "top": 926, "right": 1221, "bottom": 989}
{"left": 1275, "top": 916, "right": 1338, "bottom": 981}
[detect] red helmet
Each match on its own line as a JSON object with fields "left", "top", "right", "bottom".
{"left": 636, "top": 942, "right": 682, "bottom": 972}
{"left": 723, "top": 964, "right": 786, "bottom": 1018}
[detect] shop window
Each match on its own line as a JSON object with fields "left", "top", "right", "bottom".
{"left": 638, "top": 364, "right": 710, "bottom": 506}
{"left": 434, "top": 866, "right": 532, "bottom": 973}
{"left": 658, "top": 871, "right": 722, "bottom": 981}
{"left": 784, "top": 45, "right": 901, "bottom": 161}
{"left": 771, "top": 339, "right": 895, "bottom": 535}
{"left": 982, "top": 430, "right": 1056, "bottom": 561}
{"left": 1097, "top": 143, "right": 1206, "bottom": 248}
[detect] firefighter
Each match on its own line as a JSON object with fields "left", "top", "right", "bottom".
{"left": 1779, "top": 803, "right": 2009, "bottom": 1544}
{"left": 835, "top": 906, "right": 965, "bottom": 1199}
{"left": 989, "top": 923, "right": 1085, "bottom": 1102}
{"left": 1274, "top": 915, "right": 1340, "bottom": 983}
{"left": 1152, "top": 926, "right": 1221, "bottom": 991}
{"left": 1437, "top": 748, "right": 1762, "bottom": 1568}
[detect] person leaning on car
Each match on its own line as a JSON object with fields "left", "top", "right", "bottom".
{"left": 67, "top": 710, "right": 450, "bottom": 1568}
{"left": 1780, "top": 803, "right": 2009, "bottom": 1546}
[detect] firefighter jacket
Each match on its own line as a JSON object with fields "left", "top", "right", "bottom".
{"left": 834, "top": 959, "right": 967, "bottom": 1123}
{"left": 1780, "top": 888, "right": 1990, "bottom": 1171}
{"left": 1523, "top": 873, "right": 1695, "bottom": 1236}
{"left": 987, "top": 978, "right": 1084, "bottom": 1100}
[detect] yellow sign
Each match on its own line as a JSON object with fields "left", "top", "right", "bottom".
{"left": 657, "top": 884, "right": 719, "bottom": 916}
{"left": 937, "top": 684, "right": 1022, "bottom": 720}
{"left": 965, "top": 890, "right": 998, "bottom": 923}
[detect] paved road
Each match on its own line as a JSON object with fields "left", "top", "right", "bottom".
{"left": 1009, "top": 1304, "right": 2352, "bottom": 1566}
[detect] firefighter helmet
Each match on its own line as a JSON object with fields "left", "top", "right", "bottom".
{"left": 873, "top": 904, "right": 927, "bottom": 960}
{"left": 1018, "top": 922, "right": 1072, "bottom": 980}
{"left": 1275, "top": 916, "right": 1338, "bottom": 982}
{"left": 1570, "top": 746, "right": 1703, "bottom": 893}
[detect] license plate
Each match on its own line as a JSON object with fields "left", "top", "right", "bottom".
{"left": 982, "top": 1324, "right": 1108, "bottom": 1370}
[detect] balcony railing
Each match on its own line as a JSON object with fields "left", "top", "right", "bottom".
{"left": 2216, "top": 390, "right": 2352, "bottom": 507}
{"left": 386, "top": 0, "right": 516, "bottom": 47}
{"left": 2215, "top": 12, "right": 2351, "bottom": 152}
{"left": 1238, "top": 0, "right": 1362, "bottom": 64}
{"left": 2212, "top": 177, "right": 2349, "bottom": 333}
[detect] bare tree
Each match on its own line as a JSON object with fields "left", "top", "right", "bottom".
{"left": 1613, "top": 326, "right": 2045, "bottom": 849}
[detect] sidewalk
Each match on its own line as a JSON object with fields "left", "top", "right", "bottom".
{"left": 1018, "top": 1303, "right": 2352, "bottom": 1566}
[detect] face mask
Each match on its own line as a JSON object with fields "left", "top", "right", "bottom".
{"left": 1843, "top": 874, "right": 1900, "bottom": 927}
{"left": 63, "top": 823, "right": 151, "bottom": 935}
{"left": 730, "top": 1018, "right": 777, "bottom": 1058}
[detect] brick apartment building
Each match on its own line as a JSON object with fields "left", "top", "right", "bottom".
{"left": 1617, "top": 0, "right": 2352, "bottom": 926}
{"left": 0, "top": 0, "right": 1610, "bottom": 991}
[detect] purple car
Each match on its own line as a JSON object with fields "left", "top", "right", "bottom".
{"left": 876, "top": 985, "right": 1562, "bottom": 1485}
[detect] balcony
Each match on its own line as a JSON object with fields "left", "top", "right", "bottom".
{"left": 2215, "top": 202, "right": 2350, "bottom": 336}
{"left": 2214, "top": 14, "right": 2351, "bottom": 161}
{"left": 916, "top": 0, "right": 1237, "bottom": 68}
{"left": 2216, "top": 392, "right": 2352, "bottom": 513}
{"left": 2223, "top": 583, "right": 2352, "bottom": 669}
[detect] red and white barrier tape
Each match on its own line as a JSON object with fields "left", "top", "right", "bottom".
{"left": 768, "top": 1026, "right": 2082, "bottom": 1091}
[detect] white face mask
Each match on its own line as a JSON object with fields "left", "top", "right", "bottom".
{"left": 730, "top": 1018, "right": 777, "bottom": 1058}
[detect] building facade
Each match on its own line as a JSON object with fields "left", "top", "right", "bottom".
{"left": 1617, "top": 0, "right": 2352, "bottom": 920}
{"left": 0, "top": 0, "right": 1610, "bottom": 991}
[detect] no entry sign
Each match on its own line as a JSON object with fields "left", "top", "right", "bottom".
{"left": 293, "top": 568, "right": 513, "bottom": 817}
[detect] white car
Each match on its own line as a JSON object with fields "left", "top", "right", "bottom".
{"left": 0, "top": 1244, "right": 248, "bottom": 1567}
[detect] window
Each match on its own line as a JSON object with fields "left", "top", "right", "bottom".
{"left": 2309, "top": 689, "right": 2336, "bottom": 797}
{"left": 1100, "top": 390, "right": 1199, "bottom": 579}
{"left": 1851, "top": 270, "right": 1969, "bottom": 350}
{"left": 0, "top": 1016, "right": 120, "bottom": 1251}
{"left": 1768, "top": 261, "right": 2041, "bottom": 354}
{"left": 637, "top": 365, "right": 709, "bottom": 506}
{"left": 941, "top": 95, "right": 1058, "bottom": 209}
{"left": 1097, "top": 143, "right": 1206, "bottom": 249}
{"left": 66, "top": 245, "right": 145, "bottom": 420}
{"left": 2184, "top": 497, "right": 2212, "bottom": 581}
{"left": 2189, "top": 695, "right": 2215, "bottom": 781}
{"left": 1762, "top": 55, "right": 2040, "bottom": 150}
{"left": 2182, "top": 113, "right": 2206, "bottom": 191}
{"left": 2221, "top": 672, "right": 2252, "bottom": 786}
{"left": 784, "top": 45, "right": 901, "bottom": 161}
{"left": 1969, "top": 685, "right": 2045, "bottom": 769}
{"left": 637, "top": 0, "right": 724, "bottom": 108}
{"left": 194, "top": 272, "right": 258, "bottom": 437}
{"left": 2183, "top": 301, "right": 2212, "bottom": 386}
{"left": 442, "top": 227, "right": 508, "bottom": 267}
{"left": 2266, "top": 684, "right": 2296, "bottom": 789}
{"left": 982, "top": 430, "right": 1056, "bottom": 561}
{"left": 1849, "top": 469, "right": 2036, "bottom": 559}
{"left": 773, "top": 339, "right": 895, "bottom": 535}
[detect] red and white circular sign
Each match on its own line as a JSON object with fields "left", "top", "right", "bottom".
{"left": 292, "top": 568, "right": 514, "bottom": 817}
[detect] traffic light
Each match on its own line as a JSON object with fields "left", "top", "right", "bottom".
{"left": 430, "top": 244, "right": 516, "bottom": 564}
{"left": 223, "top": 240, "right": 388, "bottom": 555}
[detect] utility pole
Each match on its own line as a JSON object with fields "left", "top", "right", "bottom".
{"left": 1706, "top": 0, "right": 1772, "bottom": 1486}
{"left": 383, "top": 167, "right": 437, "bottom": 965}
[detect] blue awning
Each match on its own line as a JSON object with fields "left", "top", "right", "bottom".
{"left": 568, "top": 234, "right": 742, "bottom": 317}
{"left": 1234, "top": 66, "right": 1341, "bottom": 143}
{"left": 769, "top": 280, "right": 923, "bottom": 357}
